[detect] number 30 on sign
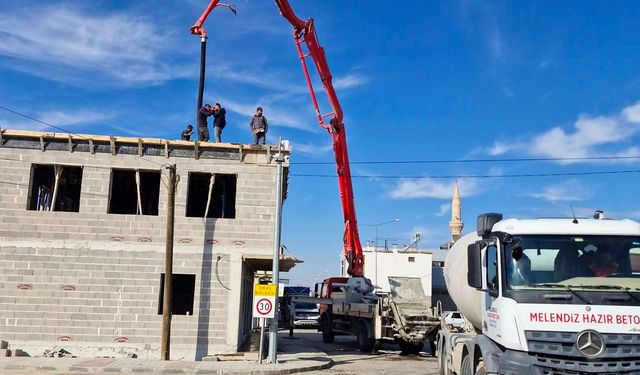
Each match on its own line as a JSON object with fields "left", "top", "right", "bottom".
{"left": 253, "top": 284, "right": 277, "bottom": 318}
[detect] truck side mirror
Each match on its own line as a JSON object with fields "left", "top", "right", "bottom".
{"left": 467, "top": 242, "right": 483, "bottom": 289}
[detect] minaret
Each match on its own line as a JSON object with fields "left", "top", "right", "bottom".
{"left": 448, "top": 181, "right": 463, "bottom": 243}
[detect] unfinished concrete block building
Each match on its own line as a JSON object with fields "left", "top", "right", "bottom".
{"left": 0, "top": 129, "right": 296, "bottom": 360}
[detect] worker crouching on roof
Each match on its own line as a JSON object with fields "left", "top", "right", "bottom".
{"left": 197, "top": 104, "right": 214, "bottom": 142}
{"left": 249, "top": 106, "right": 268, "bottom": 145}
{"left": 181, "top": 124, "right": 194, "bottom": 141}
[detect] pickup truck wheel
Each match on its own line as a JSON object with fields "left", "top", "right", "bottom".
{"left": 398, "top": 339, "right": 422, "bottom": 355}
{"left": 321, "top": 319, "right": 334, "bottom": 343}
{"left": 357, "top": 324, "right": 375, "bottom": 352}
{"left": 460, "top": 354, "right": 473, "bottom": 375}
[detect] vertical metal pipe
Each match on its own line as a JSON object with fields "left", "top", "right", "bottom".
{"left": 258, "top": 318, "right": 265, "bottom": 364}
{"left": 267, "top": 142, "right": 285, "bottom": 364}
{"left": 197, "top": 36, "right": 207, "bottom": 113}
{"left": 161, "top": 165, "right": 176, "bottom": 360}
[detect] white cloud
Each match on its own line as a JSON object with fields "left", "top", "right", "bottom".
{"left": 528, "top": 179, "right": 593, "bottom": 202}
{"left": 436, "top": 203, "right": 451, "bottom": 217}
{"left": 1, "top": 109, "right": 114, "bottom": 131}
{"left": 622, "top": 101, "right": 640, "bottom": 124}
{"left": 333, "top": 74, "right": 368, "bottom": 90}
{"left": 220, "top": 97, "right": 316, "bottom": 132}
{"left": 531, "top": 115, "right": 628, "bottom": 159}
{"left": 292, "top": 141, "right": 332, "bottom": 155}
{"left": 489, "top": 100, "right": 640, "bottom": 163}
{"left": 0, "top": 5, "right": 189, "bottom": 85}
{"left": 487, "top": 141, "right": 513, "bottom": 156}
{"left": 389, "top": 178, "right": 479, "bottom": 200}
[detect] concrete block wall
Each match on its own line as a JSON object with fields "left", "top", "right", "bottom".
{"left": 0, "top": 139, "right": 289, "bottom": 359}
{"left": 0, "top": 244, "right": 239, "bottom": 359}
{"left": 0, "top": 145, "right": 289, "bottom": 251}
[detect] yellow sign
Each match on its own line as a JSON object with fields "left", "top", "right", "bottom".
{"left": 254, "top": 284, "right": 277, "bottom": 297}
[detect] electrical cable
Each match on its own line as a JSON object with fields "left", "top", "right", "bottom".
{"left": 292, "top": 155, "right": 640, "bottom": 165}
{"left": 290, "top": 170, "right": 640, "bottom": 179}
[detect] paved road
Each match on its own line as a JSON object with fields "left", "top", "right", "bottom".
{"left": 286, "top": 330, "right": 439, "bottom": 375}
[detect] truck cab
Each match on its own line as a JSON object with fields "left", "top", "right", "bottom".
{"left": 439, "top": 213, "right": 640, "bottom": 375}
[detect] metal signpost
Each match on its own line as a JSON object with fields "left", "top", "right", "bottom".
{"left": 253, "top": 284, "right": 277, "bottom": 364}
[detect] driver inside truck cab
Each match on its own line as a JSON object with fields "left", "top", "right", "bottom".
{"left": 589, "top": 247, "right": 619, "bottom": 277}
{"left": 508, "top": 245, "right": 532, "bottom": 286}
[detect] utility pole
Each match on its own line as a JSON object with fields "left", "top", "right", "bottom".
{"left": 161, "top": 165, "right": 176, "bottom": 360}
{"left": 267, "top": 142, "right": 285, "bottom": 364}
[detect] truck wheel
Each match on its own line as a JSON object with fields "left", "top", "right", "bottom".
{"left": 460, "top": 354, "right": 473, "bottom": 375}
{"left": 321, "top": 319, "right": 334, "bottom": 343}
{"left": 357, "top": 324, "right": 375, "bottom": 352}
{"left": 476, "top": 360, "right": 488, "bottom": 375}
{"left": 398, "top": 339, "right": 423, "bottom": 355}
{"left": 437, "top": 338, "right": 452, "bottom": 375}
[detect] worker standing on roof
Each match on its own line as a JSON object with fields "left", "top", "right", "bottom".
{"left": 197, "top": 104, "right": 214, "bottom": 142}
{"left": 212, "top": 103, "right": 227, "bottom": 143}
{"left": 249, "top": 106, "right": 268, "bottom": 145}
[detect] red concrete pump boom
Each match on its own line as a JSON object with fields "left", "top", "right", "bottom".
{"left": 190, "top": 1, "right": 365, "bottom": 277}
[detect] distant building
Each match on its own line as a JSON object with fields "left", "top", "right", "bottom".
{"left": 340, "top": 244, "right": 432, "bottom": 302}
{"left": 0, "top": 129, "right": 298, "bottom": 360}
{"left": 430, "top": 249, "right": 456, "bottom": 311}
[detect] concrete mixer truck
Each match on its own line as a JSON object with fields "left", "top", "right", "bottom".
{"left": 437, "top": 213, "right": 640, "bottom": 375}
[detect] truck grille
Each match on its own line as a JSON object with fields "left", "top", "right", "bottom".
{"left": 526, "top": 331, "right": 640, "bottom": 374}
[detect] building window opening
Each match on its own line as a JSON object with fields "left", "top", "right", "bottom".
{"left": 108, "top": 169, "right": 160, "bottom": 215}
{"left": 158, "top": 273, "right": 196, "bottom": 315}
{"left": 408, "top": 257, "right": 416, "bottom": 263}
{"left": 28, "top": 164, "right": 82, "bottom": 212}
{"left": 186, "top": 173, "right": 236, "bottom": 218}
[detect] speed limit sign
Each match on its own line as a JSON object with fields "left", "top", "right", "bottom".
{"left": 253, "top": 284, "right": 277, "bottom": 318}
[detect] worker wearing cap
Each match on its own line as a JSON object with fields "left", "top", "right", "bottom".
{"left": 249, "top": 106, "right": 268, "bottom": 145}
{"left": 197, "top": 104, "right": 214, "bottom": 142}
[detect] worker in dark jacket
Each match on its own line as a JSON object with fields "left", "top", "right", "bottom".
{"left": 249, "top": 106, "right": 268, "bottom": 145}
{"left": 197, "top": 104, "right": 214, "bottom": 142}
{"left": 212, "top": 103, "right": 227, "bottom": 143}
{"left": 181, "top": 124, "right": 194, "bottom": 141}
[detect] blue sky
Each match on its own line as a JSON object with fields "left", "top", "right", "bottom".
{"left": 1, "top": 1, "right": 640, "bottom": 286}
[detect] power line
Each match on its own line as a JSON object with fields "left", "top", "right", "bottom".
{"left": 292, "top": 155, "right": 640, "bottom": 165}
{"left": 291, "top": 170, "right": 640, "bottom": 179}
{"left": 0, "top": 105, "right": 171, "bottom": 170}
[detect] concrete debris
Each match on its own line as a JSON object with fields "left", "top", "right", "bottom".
{"left": 43, "top": 347, "right": 76, "bottom": 358}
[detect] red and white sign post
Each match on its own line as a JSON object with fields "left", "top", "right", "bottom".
{"left": 253, "top": 284, "right": 277, "bottom": 363}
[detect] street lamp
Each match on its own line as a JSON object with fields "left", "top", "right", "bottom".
{"left": 361, "top": 218, "right": 400, "bottom": 289}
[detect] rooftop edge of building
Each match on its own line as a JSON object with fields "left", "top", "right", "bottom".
{"left": 0, "top": 128, "right": 291, "bottom": 163}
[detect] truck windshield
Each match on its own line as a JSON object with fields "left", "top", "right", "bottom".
{"left": 504, "top": 235, "right": 640, "bottom": 292}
